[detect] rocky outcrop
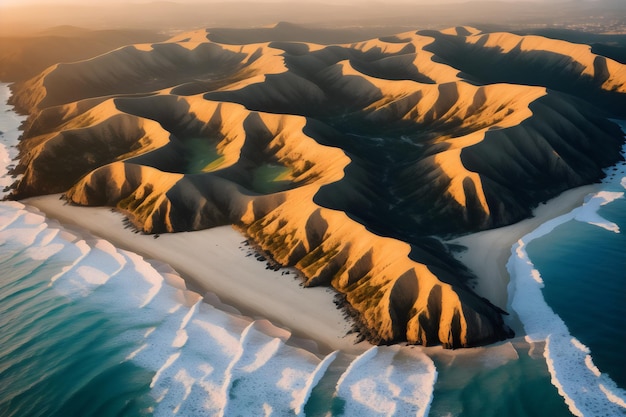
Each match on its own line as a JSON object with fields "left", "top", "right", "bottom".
{"left": 8, "top": 26, "right": 626, "bottom": 347}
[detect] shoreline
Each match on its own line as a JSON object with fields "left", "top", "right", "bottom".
{"left": 448, "top": 184, "right": 599, "bottom": 313}
{"left": 23, "top": 194, "right": 368, "bottom": 356}
{"left": 22, "top": 184, "right": 598, "bottom": 355}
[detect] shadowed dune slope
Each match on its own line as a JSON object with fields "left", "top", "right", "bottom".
{"left": 8, "top": 26, "right": 626, "bottom": 348}
{"left": 422, "top": 29, "right": 626, "bottom": 117}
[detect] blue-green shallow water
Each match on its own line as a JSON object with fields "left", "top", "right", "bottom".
{"left": 0, "top": 248, "right": 155, "bottom": 417}
{"left": 429, "top": 342, "right": 573, "bottom": 417}
{"left": 527, "top": 199, "right": 626, "bottom": 390}
{"left": 506, "top": 123, "right": 626, "bottom": 416}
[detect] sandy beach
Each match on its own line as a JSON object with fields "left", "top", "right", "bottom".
{"left": 448, "top": 184, "right": 599, "bottom": 311}
{"left": 23, "top": 194, "right": 367, "bottom": 355}
{"left": 24, "top": 184, "right": 598, "bottom": 354}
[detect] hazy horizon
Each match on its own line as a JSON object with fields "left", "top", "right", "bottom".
{"left": 0, "top": 0, "right": 603, "bottom": 6}
{"left": 1, "top": 0, "right": 617, "bottom": 33}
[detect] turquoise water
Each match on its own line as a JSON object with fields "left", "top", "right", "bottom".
{"left": 428, "top": 342, "right": 573, "bottom": 417}
{"left": 0, "top": 240, "right": 155, "bottom": 417}
{"left": 526, "top": 194, "right": 626, "bottom": 389}
{"left": 1, "top": 81, "right": 625, "bottom": 416}
{"left": 507, "top": 127, "right": 626, "bottom": 416}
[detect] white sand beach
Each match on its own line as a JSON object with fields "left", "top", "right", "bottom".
{"left": 24, "top": 184, "right": 598, "bottom": 354}
{"left": 448, "top": 184, "right": 599, "bottom": 311}
{"left": 24, "top": 194, "right": 367, "bottom": 355}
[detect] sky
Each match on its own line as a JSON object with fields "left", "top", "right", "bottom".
{"left": 0, "top": 0, "right": 604, "bottom": 35}
{"left": 0, "top": 0, "right": 579, "bottom": 5}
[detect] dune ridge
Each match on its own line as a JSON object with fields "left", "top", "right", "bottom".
{"left": 8, "top": 25, "right": 626, "bottom": 348}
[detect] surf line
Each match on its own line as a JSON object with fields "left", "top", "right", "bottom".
{"left": 506, "top": 138, "right": 626, "bottom": 416}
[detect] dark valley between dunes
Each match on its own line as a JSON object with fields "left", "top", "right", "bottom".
{"left": 5, "top": 23, "right": 626, "bottom": 351}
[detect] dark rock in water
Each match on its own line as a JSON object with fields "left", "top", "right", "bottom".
{"left": 7, "top": 25, "right": 626, "bottom": 348}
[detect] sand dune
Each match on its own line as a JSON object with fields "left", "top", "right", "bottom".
{"left": 465, "top": 31, "right": 626, "bottom": 93}
{"left": 8, "top": 25, "right": 626, "bottom": 348}
{"left": 423, "top": 28, "right": 626, "bottom": 117}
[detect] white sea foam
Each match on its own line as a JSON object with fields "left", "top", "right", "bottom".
{"left": 0, "top": 202, "right": 24, "bottom": 232}
{"left": 295, "top": 350, "right": 338, "bottom": 415}
{"left": 507, "top": 142, "right": 626, "bottom": 416}
{"left": 0, "top": 83, "right": 26, "bottom": 199}
{"left": 0, "top": 142, "right": 11, "bottom": 190}
{"left": 0, "top": 198, "right": 445, "bottom": 416}
{"left": 600, "top": 384, "right": 626, "bottom": 409}
{"left": 0, "top": 203, "right": 327, "bottom": 415}
{"left": 573, "top": 191, "right": 623, "bottom": 233}
{"left": 0, "top": 210, "right": 61, "bottom": 275}
{"left": 0, "top": 209, "right": 47, "bottom": 247}
{"left": 49, "top": 239, "right": 91, "bottom": 284}
{"left": 335, "top": 345, "right": 437, "bottom": 417}
{"left": 221, "top": 320, "right": 334, "bottom": 417}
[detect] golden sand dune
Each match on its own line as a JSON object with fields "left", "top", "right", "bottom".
{"left": 423, "top": 28, "right": 626, "bottom": 115}
{"left": 465, "top": 31, "right": 626, "bottom": 93}
{"left": 8, "top": 26, "right": 626, "bottom": 347}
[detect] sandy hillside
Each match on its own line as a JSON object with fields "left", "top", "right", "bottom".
{"left": 8, "top": 25, "right": 626, "bottom": 348}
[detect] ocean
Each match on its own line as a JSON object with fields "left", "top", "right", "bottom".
{"left": 0, "top": 82, "right": 625, "bottom": 416}
{"left": 507, "top": 124, "right": 626, "bottom": 416}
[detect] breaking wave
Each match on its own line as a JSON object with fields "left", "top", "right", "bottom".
{"left": 0, "top": 201, "right": 437, "bottom": 416}
{"left": 507, "top": 134, "right": 626, "bottom": 416}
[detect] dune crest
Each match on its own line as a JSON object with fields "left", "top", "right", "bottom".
{"left": 9, "top": 25, "right": 626, "bottom": 348}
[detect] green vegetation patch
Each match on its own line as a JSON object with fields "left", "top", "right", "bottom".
{"left": 250, "top": 163, "right": 293, "bottom": 194}
{"left": 184, "top": 137, "right": 226, "bottom": 173}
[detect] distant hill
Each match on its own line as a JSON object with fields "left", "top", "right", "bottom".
{"left": 0, "top": 28, "right": 167, "bottom": 82}
{"left": 1, "top": 1, "right": 625, "bottom": 35}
